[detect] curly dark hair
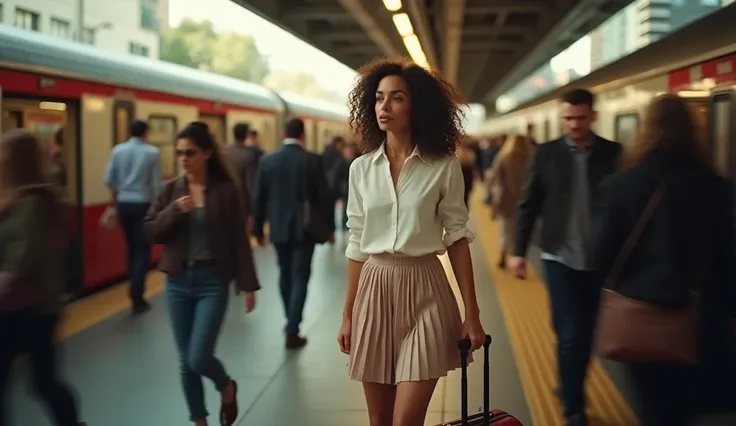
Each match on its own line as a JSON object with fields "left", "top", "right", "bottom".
{"left": 347, "top": 58, "right": 466, "bottom": 159}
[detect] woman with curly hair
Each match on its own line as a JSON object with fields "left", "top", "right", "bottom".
{"left": 336, "top": 58, "right": 486, "bottom": 425}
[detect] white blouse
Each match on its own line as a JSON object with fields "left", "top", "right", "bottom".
{"left": 345, "top": 143, "right": 476, "bottom": 262}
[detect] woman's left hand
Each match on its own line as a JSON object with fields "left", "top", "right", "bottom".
{"left": 461, "top": 315, "right": 485, "bottom": 351}
{"left": 244, "top": 292, "right": 256, "bottom": 313}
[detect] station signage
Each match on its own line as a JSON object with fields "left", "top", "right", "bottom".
{"left": 668, "top": 53, "right": 736, "bottom": 92}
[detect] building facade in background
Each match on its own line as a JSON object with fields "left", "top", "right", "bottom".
{"left": 590, "top": 0, "right": 724, "bottom": 69}
{"left": 1, "top": 0, "right": 167, "bottom": 58}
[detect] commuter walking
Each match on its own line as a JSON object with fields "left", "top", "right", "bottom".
{"left": 144, "top": 122, "right": 260, "bottom": 426}
{"left": 104, "top": 120, "right": 162, "bottom": 314}
{"left": 487, "top": 134, "right": 533, "bottom": 269}
{"left": 0, "top": 130, "right": 86, "bottom": 426}
{"left": 589, "top": 95, "right": 736, "bottom": 426}
{"left": 224, "top": 122, "right": 259, "bottom": 219}
{"left": 328, "top": 142, "right": 358, "bottom": 231}
{"left": 251, "top": 118, "right": 335, "bottom": 349}
{"left": 509, "top": 89, "right": 622, "bottom": 426}
{"left": 336, "top": 58, "right": 486, "bottom": 426}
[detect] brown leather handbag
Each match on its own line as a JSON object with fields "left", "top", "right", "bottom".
{"left": 595, "top": 180, "right": 702, "bottom": 365}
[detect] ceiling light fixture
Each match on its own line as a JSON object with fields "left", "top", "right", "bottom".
{"left": 383, "top": 0, "right": 402, "bottom": 12}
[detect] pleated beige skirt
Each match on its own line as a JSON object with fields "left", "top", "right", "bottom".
{"left": 348, "top": 253, "right": 469, "bottom": 385}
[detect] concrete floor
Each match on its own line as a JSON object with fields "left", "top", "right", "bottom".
{"left": 6, "top": 221, "right": 532, "bottom": 426}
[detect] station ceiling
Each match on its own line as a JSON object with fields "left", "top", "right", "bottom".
{"left": 232, "top": 0, "right": 633, "bottom": 109}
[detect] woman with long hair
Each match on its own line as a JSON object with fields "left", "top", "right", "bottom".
{"left": 336, "top": 58, "right": 486, "bottom": 425}
{"left": 144, "top": 122, "right": 260, "bottom": 426}
{"left": 590, "top": 94, "right": 736, "bottom": 426}
{"left": 488, "top": 134, "right": 534, "bottom": 268}
{"left": 0, "top": 130, "right": 86, "bottom": 426}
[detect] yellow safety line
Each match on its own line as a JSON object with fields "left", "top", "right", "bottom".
{"left": 57, "top": 237, "right": 265, "bottom": 341}
{"left": 471, "top": 191, "right": 639, "bottom": 426}
{"left": 57, "top": 273, "right": 166, "bottom": 341}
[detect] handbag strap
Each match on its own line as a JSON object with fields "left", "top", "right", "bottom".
{"left": 604, "top": 179, "right": 668, "bottom": 290}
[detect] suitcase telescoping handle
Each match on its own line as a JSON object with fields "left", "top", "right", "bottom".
{"left": 459, "top": 335, "right": 492, "bottom": 426}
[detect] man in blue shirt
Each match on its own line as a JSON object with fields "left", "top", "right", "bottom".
{"left": 104, "top": 120, "right": 162, "bottom": 314}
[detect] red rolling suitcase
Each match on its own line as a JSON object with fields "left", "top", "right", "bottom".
{"left": 440, "top": 335, "right": 524, "bottom": 426}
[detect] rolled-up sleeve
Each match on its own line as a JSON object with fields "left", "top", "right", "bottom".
{"left": 345, "top": 161, "right": 369, "bottom": 262}
{"left": 439, "top": 157, "right": 476, "bottom": 246}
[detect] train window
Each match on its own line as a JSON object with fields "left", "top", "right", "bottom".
{"left": 112, "top": 100, "right": 135, "bottom": 146}
{"left": 614, "top": 113, "right": 639, "bottom": 145}
{"left": 2, "top": 110, "right": 23, "bottom": 131}
{"left": 198, "top": 115, "right": 225, "bottom": 143}
{"left": 148, "top": 115, "right": 178, "bottom": 178}
{"left": 711, "top": 94, "right": 732, "bottom": 179}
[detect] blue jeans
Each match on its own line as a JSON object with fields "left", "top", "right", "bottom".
{"left": 117, "top": 202, "right": 151, "bottom": 306}
{"left": 166, "top": 267, "right": 231, "bottom": 421}
{"left": 273, "top": 241, "right": 315, "bottom": 335}
{"left": 542, "top": 260, "right": 600, "bottom": 418}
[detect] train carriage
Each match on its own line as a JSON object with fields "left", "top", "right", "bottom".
{"left": 0, "top": 26, "right": 349, "bottom": 298}
{"left": 479, "top": 14, "right": 736, "bottom": 187}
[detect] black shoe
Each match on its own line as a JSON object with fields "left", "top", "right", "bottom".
{"left": 219, "top": 380, "right": 238, "bottom": 426}
{"left": 132, "top": 301, "right": 151, "bottom": 315}
{"left": 566, "top": 414, "right": 587, "bottom": 426}
{"left": 285, "top": 334, "right": 308, "bottom": 349}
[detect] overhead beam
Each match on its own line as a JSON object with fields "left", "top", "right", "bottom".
{"left": 475, "top": 0, "right": 630, "bottom": 103}
{"left": 468, "top": 0, "right": 564, "bottom": 101}
{"left": 281, "top": 6, "right": 351, "bottom": 21}
{"left": 313, "top": 29, "right": 372, "bottom": 42}
{"left": 334, "top": 44, "right": 384, "bottom": 55}
{"left": 442, "top": 0, "right": 465, "bottom": 86}
{"left": 462, "top": 41, "right": 517, "bottom": 52}
{"left": 465, "top": 1, "right": 547, "bottom": 14}
{"left": 231, "top": 0, "right": 359, "bottom": 73}
{"left": 406, "top": 0, "right": 439, "bottom": 69}
{"left": 463, "top": 25, "right": 529, "bottom": 36}
{"left": 338, "top": 0, "right": 404, "bottom": 57}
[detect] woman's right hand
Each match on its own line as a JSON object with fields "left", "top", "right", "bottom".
{"left": 337, "top": 317, "right": 352, "bottom": 354}
{"left": 175, "top": 195, "right": 194, "bottom": 213}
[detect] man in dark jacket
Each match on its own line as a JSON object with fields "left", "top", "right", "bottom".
{"left": 509, "top": 89, "right": 622, "bottom": 426}
{"left": 252, "top": 118, "right": 335, "bottom": 349}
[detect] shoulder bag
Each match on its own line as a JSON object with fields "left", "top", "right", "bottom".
{"left": 595, "top": 179, "right": 702, "bottom": 365}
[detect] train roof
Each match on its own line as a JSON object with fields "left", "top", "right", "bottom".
{"left": 279, "top": 91, "right": 348, "bottom": 123}
{"left": 0, "top": 26, "right": 343, "bottom": 120}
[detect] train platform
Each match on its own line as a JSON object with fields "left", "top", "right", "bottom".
{"left": 7, "top": 192, "right": 640, "bottom": 426}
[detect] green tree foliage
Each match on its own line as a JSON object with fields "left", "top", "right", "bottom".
{"left": 160, "top": 18, "right": 269, "bottom": 83}
{"left": 211, "top": 31, "right": 269, "bottom": 83}
{"left": 161, "top": 19, "right": 345, "bottom": 104}
{"left": 263, "top": 70, "right": 346, "bottom": 105}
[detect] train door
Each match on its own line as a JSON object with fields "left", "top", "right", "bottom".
{"left": 1, "top": 96, "right": 84, "bottom": 299}
{"left": 112, "top": 99, "right": 135, "bottom": 145}
{"left": 148, "top": 115, "right": 179, "bottom": 179}
{"left": 199, "top": 114, "right": 226, "bottom": 144}
{"left": 708, "top": 91, "right": 736, "bottom": 232}
{"left": 708, "top": 92, "right": 736, "bottom": 180}
{"left": 683, "top": 98, "right": 710, "bottom": 155}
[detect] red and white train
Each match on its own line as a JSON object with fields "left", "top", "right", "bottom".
{"left": 0, "top": 26, "right": 350, "bottom": 297}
